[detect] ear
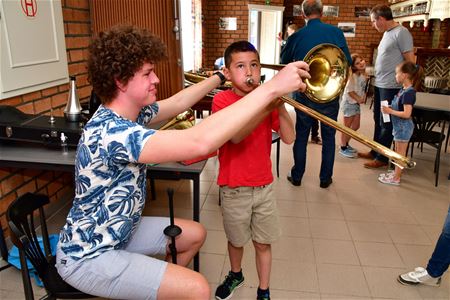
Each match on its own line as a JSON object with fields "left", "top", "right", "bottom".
{"left": 223, "top": 68, "right": 231, "bottom": 80}
{"left": 115, "top": 78, "right": 127, "bottom": 93}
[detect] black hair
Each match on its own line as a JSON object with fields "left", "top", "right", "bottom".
{"left": 223, "top": 41, "right": 259, "bottom": 68}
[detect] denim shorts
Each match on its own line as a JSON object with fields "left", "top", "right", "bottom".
{"left": 341, "top": 102, "right": 360, "bottom": 117}
{"left": 392, "top": 118, "right": 414, "bottom": 142}
{"left": 56, "top": 217, "right": 170, "bottom": 300}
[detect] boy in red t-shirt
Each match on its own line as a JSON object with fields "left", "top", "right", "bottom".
{"left": 212, "top": 41, "right": 295, "bottom": 300}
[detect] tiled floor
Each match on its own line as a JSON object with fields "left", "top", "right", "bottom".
{"left": 1, "top": 104, "right": 449, "bottom": 299}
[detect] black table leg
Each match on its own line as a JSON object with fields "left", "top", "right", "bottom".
{"left": 193, "top": 175, "right": 200, "bottom": 271}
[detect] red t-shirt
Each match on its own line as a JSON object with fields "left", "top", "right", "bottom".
{"left": 212, "top": 89, "right": 280, "bottom": 187}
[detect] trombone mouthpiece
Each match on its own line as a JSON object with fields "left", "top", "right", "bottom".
{"left": 246, "top": 77, "right": 254, "bottom": 85}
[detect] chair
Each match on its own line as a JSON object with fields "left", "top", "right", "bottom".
{"left": 0, "top": 220, "right": 12, "bottom": 272}
{"left": 408, "top": 108, "right": 446, "bottom": 186}
{"left": 7, "top": 193, "right": 94, "bottom": 300}
{"left": 272, "top": 131, "right": 281, "bottom": 178}
{"left": 364, "top": 76, "right": 375, "bottom": 109}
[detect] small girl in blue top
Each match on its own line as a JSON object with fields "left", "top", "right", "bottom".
{"left": 378, "top": 61, "right": 423, "bottom": 185}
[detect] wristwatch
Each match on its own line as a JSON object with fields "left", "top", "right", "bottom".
{"left": 214, "top": 72, "right": 226, "bottom": 85}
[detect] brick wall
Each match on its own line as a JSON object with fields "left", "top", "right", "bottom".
{"left": 203, "top": 0, "right": 450, "bottom": 67}
{"left": 0, "top": 0, "right": 92, "bottom": 234}
{"left": 1, "top": 0, "right": 448, "bottom": 236}
{"left": 202, "top": 0, "right": 285, "bottom": 68}
{"left": 283, "top": 0, "right": 449, "bottom": 65}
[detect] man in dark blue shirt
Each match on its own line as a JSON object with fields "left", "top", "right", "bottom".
{"left": 281, "top": 0, "right": 351, "bottom": 188}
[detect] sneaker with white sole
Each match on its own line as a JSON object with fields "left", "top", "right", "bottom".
{"left": 346, "top": 145, "right": 357, "bottom": 153}
{"left": 215, "top": 271, "right": 245, "bottom": 300}
{"left": 378, "top": 174, "right": 400, "bottom": 185}
{"left": 339, "top": 148, "right": 356, "bottom": 158}
{"left": 398, "top": 267, "right": 441, "bottom": 286}
{"left": 378, "top": 171, "right": 395, "bottom": 180}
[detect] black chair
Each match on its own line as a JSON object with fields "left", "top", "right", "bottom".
{"left": 408, "top": 108, "right": 446, "bottom": 186}
{"left": 272, "top": 131, "right": 281, "bottom": 178}
{"left": 0, "top": 219, "right": 12, "bottom": 272}
{"left": 7, "top": 193, "right": 94, "bottom": 300}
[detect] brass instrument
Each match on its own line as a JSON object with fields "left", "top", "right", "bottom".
{"left": 183, "top": 44, "right": 416, "bottom": 169}
{"left": 280, "top": 96, "right": 415, "bottom": 169}
{"left": 184, "top": 71, "right": 233, "bottom": 88}
{"left": 159, "top": 109, "right": 195, "bottom": 130}
{"left": 261, "top": 43, "right": 349, "bottom": 104}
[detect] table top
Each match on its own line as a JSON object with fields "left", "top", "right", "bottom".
{"left": 0, "top": 142, "right": 208, "bottom": 174}
{"left": 416, "top": 92, "right": 450, "bottom": 113}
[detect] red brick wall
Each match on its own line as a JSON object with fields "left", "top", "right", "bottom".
{"left": 202, "top": 0, "right": 285, "bottom": 68}
{"left": 0, "top": 0, "right": 92, "bottom": 233}
{"left": 1, "top": 0, "right": 448, "bottom": 235}
{"left": 203, "top": 0, "right": 450, "bottom": 67}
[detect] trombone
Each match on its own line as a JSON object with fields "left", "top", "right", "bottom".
{"left": 184, "top": 44, "right": 416, "bottom": 169}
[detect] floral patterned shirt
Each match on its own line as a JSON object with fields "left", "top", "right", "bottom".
{"left": 59, "top": 104, "right": 158, "bottom": 261}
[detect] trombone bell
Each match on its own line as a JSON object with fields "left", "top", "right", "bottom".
{"left": 303, "top": 44, "right": 349, "bottom": 103}
{"left": 262, "top": 43, "right": 349, "bottom": 104}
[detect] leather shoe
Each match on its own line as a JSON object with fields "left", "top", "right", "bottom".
{"left": 320, "top": 178, "right": 333, "bottom": 188}
{"left": 357, "top": 152, "right": 374, "bottom": 159}
{"left": 364, "top": 160, "right": 388, "bottom": 169}
{"left": 287, "top": 175, "right": 301, "bottom": 186}
{"left": 311, "top": 136, "right": 322, "bottom": 145}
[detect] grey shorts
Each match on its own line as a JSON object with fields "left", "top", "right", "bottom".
{"left": 56, "top": 216, "right": 170, "bottom": 300}
{"left": 341, "top": 102, "right": 361, "bottom": 117}
{"left": 220, "top": 184, "right": 280, "bottom": 247}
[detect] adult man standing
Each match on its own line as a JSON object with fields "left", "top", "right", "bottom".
{"left": 358, "top": 4, "right": 414, "bottom": 168}
{"left": 281, "top": 0, "right": 351, "bottom": 188}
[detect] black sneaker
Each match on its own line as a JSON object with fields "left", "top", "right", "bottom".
{"left": 257, "top": 294, "right": 271, "bottom": 300}
{"left": 215, "top": 271, "right": 245, "bottom": 300}
{"left": 257, "top": 288, "right": 271, "bottom": 300}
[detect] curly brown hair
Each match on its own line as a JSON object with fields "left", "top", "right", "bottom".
{"left": 87, "top": 25, "right": 167, "bottom": 103}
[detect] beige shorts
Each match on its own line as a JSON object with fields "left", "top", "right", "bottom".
{"left": 220, "top": 184, "right": 280, "bottom": 247}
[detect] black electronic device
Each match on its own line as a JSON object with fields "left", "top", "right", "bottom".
{"left": 0, "top": 105, "right": 83, "bottom": 148}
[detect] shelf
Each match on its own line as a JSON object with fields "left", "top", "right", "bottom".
{"left": 390, "top": 0, "right": 430, "bottom": 9}
{"left": 390, "top": 0, "right": 431, "bottom": 27}
{"left": 394, "top": 13, "right": 430, "bottom": 26}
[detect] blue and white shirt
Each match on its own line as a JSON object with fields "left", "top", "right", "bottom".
{"left": 59, "top": 104, "right": 158, "bottom": 261}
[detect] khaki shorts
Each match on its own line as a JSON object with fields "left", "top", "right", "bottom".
{"left": 220, "top": 184, "right": 280, "bottom": 247}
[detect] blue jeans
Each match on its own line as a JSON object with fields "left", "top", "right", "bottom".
{"left": 291, "top": 94, "right": 339, "bottom": 182}
{"left": 371, "top": 87, "right": 399, "bottom": 163}
{"left": 427, "top": 205, "right": 450, "bottom": 278}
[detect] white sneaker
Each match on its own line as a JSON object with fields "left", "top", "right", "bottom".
{"left": 378, "top": 174, "right": 400, "bottom": 186}
{"left": 398, "top": 267, "right": 441, "bottom": 286}
{"left": 378, "top": 172, "right": 395, "bottom": 180}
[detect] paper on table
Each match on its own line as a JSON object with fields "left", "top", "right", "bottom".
{"left": 380, "top": 100, "right": 390, "bottom": 123}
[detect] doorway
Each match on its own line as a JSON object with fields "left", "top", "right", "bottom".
{"left": 248, "top": 4, "right": 284, "bottom": 81}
